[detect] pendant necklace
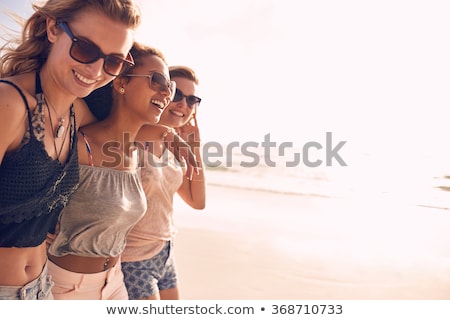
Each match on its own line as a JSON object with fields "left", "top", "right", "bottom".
{"left": 44, "top": 96, "right": 66, "bottom": 138}
{"left": 45, "top": 99, "right": 69, "bottom": 160}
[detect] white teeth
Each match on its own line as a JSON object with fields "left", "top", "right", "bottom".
{"left": 151, "top": 99, "right": 165, "bottom": 109}
{"left": 74, "top": 71, "right": 96, "bottom": 85}
{"left": 171, "top": 110, "right": 184, "bottom": 117}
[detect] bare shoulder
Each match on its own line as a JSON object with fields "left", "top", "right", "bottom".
{"left": 0, "top": 74, "right": 35, "bottom": 116}
{"left": 136, "top": 124, "right": 166, "bottom": 142}
{"left": 0, "top": 77, "right": 35, "bottom": 159}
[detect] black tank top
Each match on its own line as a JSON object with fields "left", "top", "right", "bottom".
{"left": 0, "top": 73, "right": 80, "bottom": 247}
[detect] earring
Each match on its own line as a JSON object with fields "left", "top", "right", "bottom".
{"left": 119, "top": 87, "right": 125, "bottom": 94}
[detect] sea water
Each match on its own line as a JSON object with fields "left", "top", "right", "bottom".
{"left": 202, "top": 144, "right": 450, "bottom": 211}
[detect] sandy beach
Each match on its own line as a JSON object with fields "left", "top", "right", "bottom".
{"left": 173, "top": 183, "right": 450, "bottom": 300}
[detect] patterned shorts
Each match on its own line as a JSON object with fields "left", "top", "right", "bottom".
{"left": 121, "top": 241, "right": 177, "bottom": 299}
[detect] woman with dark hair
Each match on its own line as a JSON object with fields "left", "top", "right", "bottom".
{"left": 121, "top": 65, "right": 206, "bottom": 300}
{"left": 47, "top": 43, "right": 176, "bottom": 300}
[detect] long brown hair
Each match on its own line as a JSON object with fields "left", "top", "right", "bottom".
{"left": 0, "top": 0, "right": 141, "bottom": 77}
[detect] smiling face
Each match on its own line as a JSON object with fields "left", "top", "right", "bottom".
{"left": 46, "top": 8, "right": 135, "bottom": 98}
{"left": 121, "top": 54, "right": 172, "bottom": 124}
{"left": 159, "top": 76, "right": 199, "bottom": 128}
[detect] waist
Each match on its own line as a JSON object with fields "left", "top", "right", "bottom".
{"left": 48, "top": 253, "right": 120, "bottom": 274}
{"left": 0, "top": 243, "right": 47, "bottom": 286}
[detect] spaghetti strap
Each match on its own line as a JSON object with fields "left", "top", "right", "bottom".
{"left": 78, "top": 129, "right": 94, "bottom": 166}
{"left": 0, "top": 79, "right": 33, "bottom": 132}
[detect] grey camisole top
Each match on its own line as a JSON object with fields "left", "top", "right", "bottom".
{"left": 48, "top": 133, "right": 147, "bottom": 258}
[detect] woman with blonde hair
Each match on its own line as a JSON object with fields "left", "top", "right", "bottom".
{"left": 0, "top": 0, "right": 140, "bottom": 300}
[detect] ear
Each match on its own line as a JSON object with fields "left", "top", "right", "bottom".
{"left": 112, "top": 77, "right": 128, "bottom": 93}
{"left": 46, "top": 18, "right": 59, "bottom": 44}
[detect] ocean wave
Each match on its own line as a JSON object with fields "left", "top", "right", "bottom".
{"left": 202, "top": 150, "right": 450, "bottom": 210}
{"left": 206, "top": 181, "right": 334, "bottom": 198}
{"left": 204, "top": 165, "right": 349, "bottom": 199}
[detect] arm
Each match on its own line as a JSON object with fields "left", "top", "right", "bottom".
{"left": 175, "top": 114, "right": 206, "bottom": 210}
{"left": 0, "top": 83, "right": 30, "bottom": 165}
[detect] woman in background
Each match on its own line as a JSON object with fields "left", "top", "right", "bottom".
{"left": 121, "top": 65, "right": 206, "bottom": 300}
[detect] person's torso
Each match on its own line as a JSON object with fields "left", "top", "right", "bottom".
{"left": 121, "top": 148, "right": 183, "bottom": 261}
{"left": 0, "top": 79, "right": 79, "bottom": 248}
{"left": 48, "top": 165, "right": 147, "bottom": 257}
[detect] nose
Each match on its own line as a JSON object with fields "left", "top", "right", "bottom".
{"left": 84, "top": 58, "right": 104, "bottom": 78}
{"left": 176, "top": 96, "right": 188, "bottom": 108}
{"left": 161, "top": 87, "right": 172, "bottom": 99}
{"left": 159, "top": 90, "right": 173, "bottom": 108}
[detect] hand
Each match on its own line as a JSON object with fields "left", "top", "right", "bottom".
{"left": 164, "top": 131, "right": 200, "bottom": 180}
{"left": 177, "top": 113, "right": 201, "bottom": 145}
{"left": 176, "top": 114, "right": 202, "bottom": 181}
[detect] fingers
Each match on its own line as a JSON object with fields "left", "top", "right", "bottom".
{"left": 189, "top": 114, "right": 197, "bottom": 127}
{"left": 167, "top": 132, "right": 201, "bottom": 179}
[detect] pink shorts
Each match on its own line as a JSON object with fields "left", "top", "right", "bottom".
{"left": 48, "top": 259, "right": 128, "bottom": 300}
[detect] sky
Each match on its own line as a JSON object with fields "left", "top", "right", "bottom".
{"left": 1, "top": 0, "right": 450, "bottom": 161}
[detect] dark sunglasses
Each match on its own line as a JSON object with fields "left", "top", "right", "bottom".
{"left": 57, "top": 21, "right": 134, "bottom": 76}
{"left": 126, "top": 73, "right": 176, "bottom": 100}
{"left": 173, "top": 88, "right": 201, "bottom": 109}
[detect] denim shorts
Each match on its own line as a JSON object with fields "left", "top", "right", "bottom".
{"left": 0, "top": 261, "right": 53, "bottom": 300}
{"left": 121, "top": 241, "right": 177, "bottom": 299}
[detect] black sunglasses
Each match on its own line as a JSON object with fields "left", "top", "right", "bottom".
{"left": 125, "top": 73, "right": 176, "bottom": 100}
{"left": 173, "top": 88, "right": 201, "bottom": 109}
{"left": 58, "top": 21, "right": 134, "bottom": 76}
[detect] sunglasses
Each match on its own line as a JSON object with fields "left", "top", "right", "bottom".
{"left": 58, "top": 21, "right": 134, "bottom": 76}
{"left": 173, "top": 88, "right": 202, "bottom": 109}
{"left": 126, "top": 73, "right": 176, "bottom": 100}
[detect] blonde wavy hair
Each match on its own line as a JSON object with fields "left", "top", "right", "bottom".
{"left": 0, "top": 0, "right": 141, "bottom": 77}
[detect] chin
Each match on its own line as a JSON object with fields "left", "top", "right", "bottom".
{"left": 147, "top": 115, "right": 161, "bottom": 125}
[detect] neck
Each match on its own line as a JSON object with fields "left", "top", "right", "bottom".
{"left": 38, "top": 67, "right": 74, "bottom": 115}
{"left": 95, "top": 119, "right": 141, "bottom": 149}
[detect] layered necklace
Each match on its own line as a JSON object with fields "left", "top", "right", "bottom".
{"left": 44, "top": 95, "right": 70, "bottom": 160}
